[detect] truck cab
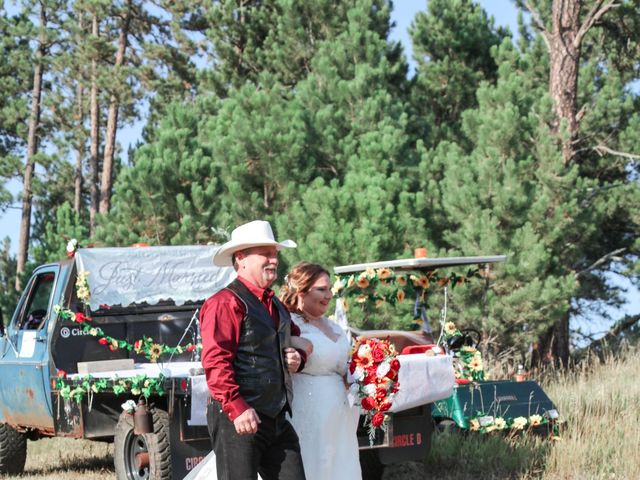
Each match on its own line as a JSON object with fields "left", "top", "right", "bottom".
{"left": 0, "top": 261, "right": 69, "bottom": 434}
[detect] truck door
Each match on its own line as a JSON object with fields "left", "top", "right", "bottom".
{"left": 0, "top": 266, "right": 59, "bottom": 430}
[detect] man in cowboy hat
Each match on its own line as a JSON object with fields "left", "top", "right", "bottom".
{"left": 200, "top": 220, "right": 307, "bottom": 479}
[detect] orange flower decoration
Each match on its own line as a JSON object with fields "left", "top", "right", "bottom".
{"left": 377, "top": 268, "right": 393, "bottom": 280}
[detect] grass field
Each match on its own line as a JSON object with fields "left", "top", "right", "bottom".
{"left": 2, "top": 346, "right": 638, "bottom": 480}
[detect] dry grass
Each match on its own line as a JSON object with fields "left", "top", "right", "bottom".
{"left": 413, "top": 345, "right": 640, "bottom": 480}
{"left": 2, "top": 347, "right": 638, "bottom": 480}
{"left": 538, "top": 347, "right": 640, "bottom": 479}
{"left": 0, "top": 437, "right": 114, "bottom": 479}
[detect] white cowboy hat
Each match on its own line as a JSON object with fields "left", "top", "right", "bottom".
{"left": 213, "top": 220, "right": 297, "bottom": 266}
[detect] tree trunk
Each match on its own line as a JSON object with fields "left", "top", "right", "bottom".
{"left": 74, "top": 82, "right": 84, "bottom": 214}
{"left": 546, "top": 0, "right": 618, "bottom": 164}
{"left": 73, "top": 16, "right": 85, "bottom": 214}
{"left": 16, "top": 1, "right": 46, "bottom": 291}
{"left": 74, "top": 69, "right": 84, "bottom": 213}
{"left": 99, "top": 0, "right": 132, "bottom": 215}
{"left": 548, "top": 0, "right": 581, "bottom": 163}
{"left": 532, "top": 0, "right": 619, "bottom": 362}
{"left": 89, "top": 13, "right": 100, "bottom": 235}
{"left": 533, "top": 312, "right": 571, "bottom": 368}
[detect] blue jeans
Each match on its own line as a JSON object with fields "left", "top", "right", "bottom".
{"left": 207, "top": 401, "right": 306, "bottom": 480}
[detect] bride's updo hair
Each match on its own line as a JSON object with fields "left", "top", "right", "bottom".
{"left": 280, "top": 261, "right": 330, "bottom": 315}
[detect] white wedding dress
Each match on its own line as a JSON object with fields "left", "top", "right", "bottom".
{"left": 289, "top": 313, "right": 362, "bottom": 480}
{"left": 184, "top": 314, "right": 361, "bottom": 480}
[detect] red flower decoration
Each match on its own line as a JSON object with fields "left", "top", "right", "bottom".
{"left": 98, "top": 338, "right": 108, "bottom": 345}
{"left": 74, "top": 312, "right": 88, "bottom": 323}
{"left": 186, "top": 345, "right": 196, "bottom": 352}
{"left": 57, "top": 370, "right": 67, "bottom": 378}
{"left": 371, "top": 412, "right": 385, "bottom": 427}
{"left": 371, "top": 346, "right": 385, "bottom": 362}
{"left": 349, "top": 337, "right": 400, "bottom": 445}
{"left": 361, "top": 397, "right": 375, "bottom": 411}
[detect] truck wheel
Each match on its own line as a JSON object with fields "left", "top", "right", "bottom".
{"left": 359, "top": 450, "right": 384, "bottom": 480}
{"left": 0, "top": 423, "right": 27, "bottom": 475}
{"left": 114, "top": 408, "right": 171, "bottom": 480}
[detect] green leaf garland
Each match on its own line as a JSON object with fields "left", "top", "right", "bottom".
{"left": 55, "top": 372, "right": 166, "bottom": 403}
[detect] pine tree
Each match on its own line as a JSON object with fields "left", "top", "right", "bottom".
{"left": 419, "top": 7, "right": 639, "bottom": 365}
{"left": 513, "top": 0, "right": 640, "bottom": 362}
{"left": 277, "top": 0, "right": 419, "bottom": 272}
{"left": 99, "top": 0, "right": 409, "bottom": 252}
{"left": 0, "top": 238, "right": 19, "bottom": 328}
{"left": 95, "top": 101, "right": 226, "bottom": 246}
{"left": 193, "top": 0, "right": 369, "bottom": 95}
{"left": 31, "top": 201, "right": 88, "bottom": 263}
{"left": 15, "top": 0, "right": 66, "bottom": 290}
{"left": 417, "top": 39, "right": 582, "bottom": 361}
{"left": 409, "top": 0, "right": 507, "bottom": 147}
{"left": 0, "top": 8, "right": 32, "bottom": 210}
{"left": 201, "top": 78, "right": 313, "bottom": 223}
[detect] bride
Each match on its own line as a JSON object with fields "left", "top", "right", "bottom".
{"left": 185, "top": 262, "right": 361, "bottom": 480}
{"left": 280, "top": 262, "right": 362, "bottom": 480}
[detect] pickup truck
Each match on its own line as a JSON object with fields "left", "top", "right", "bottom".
{"left": 0, "top": 245, "right": 454, "bottom": 480}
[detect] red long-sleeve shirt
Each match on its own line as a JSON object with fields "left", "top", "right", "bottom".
{"left": 200, "top": 276, "right": 304, "bottom": 421}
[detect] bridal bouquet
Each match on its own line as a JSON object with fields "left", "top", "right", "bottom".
{"left": 349, "top": 337, "right": 400, "bottom": 445}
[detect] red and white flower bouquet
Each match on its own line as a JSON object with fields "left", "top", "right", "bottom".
{"left": 349, "top": 337, "right": 401, "bottom": 444}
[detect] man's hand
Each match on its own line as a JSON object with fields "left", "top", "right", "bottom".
{"left": 233, "top": 408, "right": 261, "bottom": 435}
{"left": 283, "top": 347, "right": 302, "bottom": 373}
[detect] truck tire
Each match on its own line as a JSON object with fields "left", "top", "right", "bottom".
{"left": 0, "top": 423, "right": 27, "bottom": 475}
{"left": 114, "top": 408, "right": 171, "bottom": 480}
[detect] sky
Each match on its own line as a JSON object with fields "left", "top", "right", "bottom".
{"left": 0, "top": 1, "right": 637, "bottom": 326}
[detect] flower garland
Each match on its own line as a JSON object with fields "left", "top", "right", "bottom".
{"left": 467, "top": 412, "right": 561, "bottom": 439}
{"left": 441, "top": 321, "right": 484, "bottom": 381}
{"left": 333, "top": 266, "right": 479, "bottom": 307}
{"left": 75, "top": 270, "right": 91, "bottom": 304}
{"left": 349, "top": 337, "right": 400, "bottom": 445}
{"left": 53, "top": 305, "right": 200, "bottom": 362}
{"left": 54, "top": 370, "right": 165, "bottom": 404}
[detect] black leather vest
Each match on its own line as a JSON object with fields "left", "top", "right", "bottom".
{"left": 226, "top": 279, "right": 293, "bottom": 417}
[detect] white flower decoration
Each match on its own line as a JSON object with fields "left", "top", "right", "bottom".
{"left": 353, "top": 366, "right": 365, "bottom": 382}
{"left": 358, "top": 344, "right": 371, "bottom": 356}
{"left": 121, "top": 399, "right": 137, "bottom": 413}
{"left": 362, "top": 384, "right": 377, "bottom": 396}
{"left": 376, "top": 360, "right": 391, "bottom": 378}
{"left": 66, "top": 238, "right": 79, "bottom": 254}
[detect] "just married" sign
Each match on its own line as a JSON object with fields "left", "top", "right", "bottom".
{"left": 75, "top": 245, "right": 235, "bottom": 310}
